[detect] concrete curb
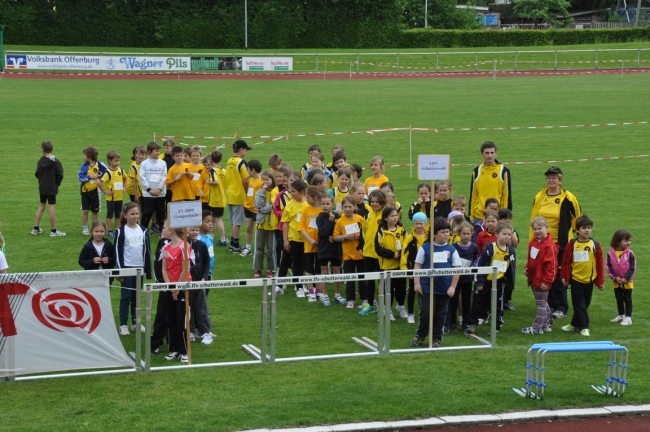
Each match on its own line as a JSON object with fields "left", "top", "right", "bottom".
{"left": 244, "top": 404, "right": 650, "bottom": 432}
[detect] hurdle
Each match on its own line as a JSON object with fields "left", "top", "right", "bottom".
{"left": 513, "top": 341, "right": 629, "bottom": 400}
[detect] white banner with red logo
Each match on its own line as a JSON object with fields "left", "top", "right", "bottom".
{"left": 0, "top": 272, "right": 133, "bottom": 377}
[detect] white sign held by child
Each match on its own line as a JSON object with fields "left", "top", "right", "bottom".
{"left": 418, "top": 155, "right": 450, "bottom": 180}
{"left": 168, "top": 201, "right": 203, "bottom": 229}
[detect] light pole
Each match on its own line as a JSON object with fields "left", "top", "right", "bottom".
{"left": 425, "top": 0, "right": 428, "bottom": 28}
{"left": 0, "top": 25, "right": 5, "bottom": 70}
{"left": 245, "top": 0, "right": 248, "bottom": 49}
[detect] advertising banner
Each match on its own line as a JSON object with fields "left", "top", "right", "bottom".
{"left": 4, "top": 54, "right": 190, "bottom": 71}
{"left": 242, "top": 57, "right": 293, "bottom": 71}
{"left": 0, "top": 272, "right": 133, "bottom": 377}
{"left": 191, "top": 56, "right": 242, "bottom": 71}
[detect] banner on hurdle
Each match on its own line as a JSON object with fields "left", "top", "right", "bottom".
{"left": 0, "top": 269, "right": 143, "bottom": 382}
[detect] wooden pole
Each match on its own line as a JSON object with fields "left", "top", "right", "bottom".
{"left": 181, "top": 227, "right": 192, "bottom": 365}
{"left": 428, "top": 179, "right": 435, "bottom": 348}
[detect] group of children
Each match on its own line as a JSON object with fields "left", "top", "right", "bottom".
{"left": 26, "top": 139, "right": 638, "bottom": 355}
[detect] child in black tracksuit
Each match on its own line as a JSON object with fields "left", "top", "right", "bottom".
{"left": 188, "top": 229, "right": 213, "bottom": 343}
{"left": 316, "top": 195, "right": 344, "bottom": 306}
{"left": 78, "top": 220, "right": 116, "bottom": 271}
{"left": 150, "top": 226, "right": 171, "bottom": 355}
{"left": 465, "top": 222, "right": 516, "bottom": 335}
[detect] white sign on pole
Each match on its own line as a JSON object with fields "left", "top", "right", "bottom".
{"left": 168, "top": 201, "right": 203, "bottom": 229}
{"left": 418, "top": 154, "right": 450, "bottom": 180}
{"left": 242, "top": 57, "right": 293, "bottom": 71}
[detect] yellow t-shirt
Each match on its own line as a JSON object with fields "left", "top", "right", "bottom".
{"left": 188, "top": 163, "right": 206, "bottom": 199}
{"left": 298, "top": 205, "right": 321, "bottom": 253}
{"left": 166, "top": 163, "right": 195, "bottom": 202}
{"left": 362, "top": 209, "right": 383, "bottom": 259}
{"left": 225, "top": 156, "right": 249, "bottom": 205}
{"left": 487, "top": 243, "right": 511, "bottom": 281}
{"left": 208, "top": 166, "right": 226, "bottom": 208}
{"left": 81, "top": 162, "right": 103, "bottom": 193}
{"left": 571, "top": 239, "right": 599, "bottom": 284}
{"left": 364, "top": 175, "right": 388, "bottom": 195}
{"left": 101, "top": 167, "right": 128, "bottom": 202}
{"left": 125, "top": 161, "right": 136, "bottom": 196}
{"left": 244, "top": 176, "right": 263, "bottom": 214}
{"left": 333, "top": 214, "right": 364, "bottom": 261}
{"left": 329, "top": 186, "right": 350, "bottom": 212}
{"left": 281, "top": 199, "right": 307, "bottom": 242}
{"left": 256, "top": 189, "right": 279, "bottom": 231}
{"left": 536, "top": 194, "right": 562, "bottom": 243}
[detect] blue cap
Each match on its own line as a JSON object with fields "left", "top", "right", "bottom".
{"left": 412, "top": 212, "right": 428, "bottom": 224}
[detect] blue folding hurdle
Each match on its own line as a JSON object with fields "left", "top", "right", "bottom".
{"left": 513, "top": 341, "right": 629, "bottom": 400}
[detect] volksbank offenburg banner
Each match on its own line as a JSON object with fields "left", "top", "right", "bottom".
{"left": 4, "top": 54, "right": 190, "bottom": 71}
{"left": 242, "top": 57, "right": 293, "bottom": 71}
{"left": 0, "top": 272, "right": 133, "bottom": 377}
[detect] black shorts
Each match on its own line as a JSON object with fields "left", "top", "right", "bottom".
{"left": 202, "top": 202, "right": 210, "bottom": 212}
{"left": 81, "top": 191, "right": 100, "bottom": 213}
{"left": 107, "top": 201, "right": 124, "bottom": 219}
{"left": 244, "top": 208, "right": 256, "bottom": 219}
{"left": 40, "top": 194, "right": 56, "bottom": 205}
{"left": 210, "top": 206, "right": 225, "bottom": 218}
{"left": 319, "top": 258, "right": 342, "bottom": 267}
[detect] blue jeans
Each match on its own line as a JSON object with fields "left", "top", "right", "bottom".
{"left": 119, "top": 275, "right": 142, "bottom": 326}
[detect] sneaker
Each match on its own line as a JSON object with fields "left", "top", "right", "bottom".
{"left": 333, "top": 295, "right": 345, "bottom": 305}
{"left": 396, "top": 304, "right": 408, "bottom": 319}
{"left": 180, "top": 354, "right": 188, "bottom": 363}
{"left": 82, "top": 228, "right": 90, "bottom": 235}
{"left": 562, "top": 324, "right": 576, "bottom": 332}
{"left": 50, "top": 230, "right": 67, "bottom": 237}
{"left": 307, "top": 292, "right": 317, "bottom": 302}
{"left": 358, "top": 300, "right": 369, "bottom": 309}
{"left": 254, "top": 271, "right": 262, "bottom": 278}
{"left": 150, "top": 347, "right": 161, "bottom": 355}
{"left": 274, "top": 286, "right": 284, "bottom": 295}
{"left": 320, "top": 295, "right": 331, "bottom": 307}
{"left": 240, "top": 248, "right": 252, "bottom": 257}
{"left": 131, "top": 324, "right": 146, "bottom": 333}
{"left": 390, "top": 311, "right": 396, "bottom": 321}
{"left": 407, "top": 314, "right": 415, "bottom": 324}
{"left": 150, "top": 225, "right": 161, "bottom": 234}
{"left": 543, "top": 326, "right": 552, "bottom": 332}
{"left": 190, "top": 332, "right": 196, "bottom": 342}
{"left": 119, "top": 325, "right": 130, "bottom": 336}
{"left": 358, "top": 305, "right": 377, "bottom": 316}
{"left": 522, "top": 327, "right": 544, "bottom": 335}
{"left": 108, "top": 231, "right": 115, "bottom": 238}
{"left": 552, "top": 311, "right": 565, "bottom": 319}
{"left": 296, "top": 287, "right": 306, "bottom": 298}
{"left": 431, "top": 340, "right": 441, "bottom": 348}
{"left": 464, "top": 325, "right": 476, "bottom": 335}
{"left": 611, "top": 315, "right": 625, "bottom": 323}
{"left": 580, "top": 329, "right": 590, "bottom": 337}
{"left": 443, "top": 326, "right": 450, "bottom": 334}
{"left": 229, "top": 245, "right": 242, "bottom": 253}
{"left": 266, "top": 270, "right": 275, "bottom": 278}
{"left": 217, "top": 240, "right": 229, "bottom": 247}
{"left": 621, "top": 317, "right": 633, "bottom": 326}
{"left": 504, "top": 302, "right": 516, "bottom": 311}
{"left": 477, "top": 318, "right": 486, "bottom": 326}
{"left": 201, "top": 333, "right": 213, "bottom": 345}
{"left": 165, "top": 352, "right": 180, "bottom": 361}
{"left": 411, "top": 337, "right": 424, "bottom": 347}
{"left": 346, "top": 301, "right": 355, "bottom": 309}
{"left": 31, "top": 228, "right": 42, "bottom": 235}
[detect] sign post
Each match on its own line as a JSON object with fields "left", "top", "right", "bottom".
{"left": 417, "top": 154, "right": 450, "bottom": 348}
{"left": 168, "top": 200, "right": 203, "bottom": 364}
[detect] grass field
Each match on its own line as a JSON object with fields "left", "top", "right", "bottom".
{"left": 0, "top": 58, "right": 649, "bottom": 431}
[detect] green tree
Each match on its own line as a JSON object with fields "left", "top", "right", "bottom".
{"left": 398, "top": 0, "right": 482, "bottom": 29}
{"left": 513, "top": 0, "right": 573, "bottom": 27}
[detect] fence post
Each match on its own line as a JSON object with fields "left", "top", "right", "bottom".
{"left": 595, "top": 50, "right": 599, "bottom": 70}
{"left": 514, "top": 52, "right": 518, "bottom": 71}
{"left": 135, "top": 269, "right": 142, "bottom": 372}
{"left": 144, "top": 284, "right": 152, "bottom": 373}
{"left": 356, "top": 54, "right": 359, "bottom": 73}
{"left": 554, "top": 51, "right": 558, "bottom": 70}
{"left": 638, "top": 49, "right": 640, "bottom": 67}
{"left": 475, "top": 52, "right": 478, "bottom": 71}
{"left": 396, "top": 53, "right": 400, "bottom": 73}
{"left": 377, "top": 273, "right": 385, "bottom": 354}
{"left": 316, "top": 54, "right": 318, "bottom": 73}
{"left": 260, "top": 279, "right": 268, "bottom": 364}
{"left": 436, "top": 53, "right": 439, "bottom": 72}
{"left": 270, "top": 277, "right": 276, "bottom": 364}
{"left": 384, "top": 273, "right": 392, "bottom": 355}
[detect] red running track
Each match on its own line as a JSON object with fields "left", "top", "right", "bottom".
{"left": 426, "top": 414, "right": 650, "bottom": 431}
{"left": 2, "top": 68, "right": 650, "bottom": 81}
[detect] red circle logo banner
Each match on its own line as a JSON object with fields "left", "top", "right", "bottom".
{"left": 32, "top": 288, "right": 102, "bottom": 334}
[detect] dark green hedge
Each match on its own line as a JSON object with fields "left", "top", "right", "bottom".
{"left": 398, "top": 27, "right": 650, "bottom": 48}
{"left": 1, "top": 0, "right": 649, "bottom": 49}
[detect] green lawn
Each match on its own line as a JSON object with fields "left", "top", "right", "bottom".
{"left": 0, "top": 71, "right": 648, "bottom": 431}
